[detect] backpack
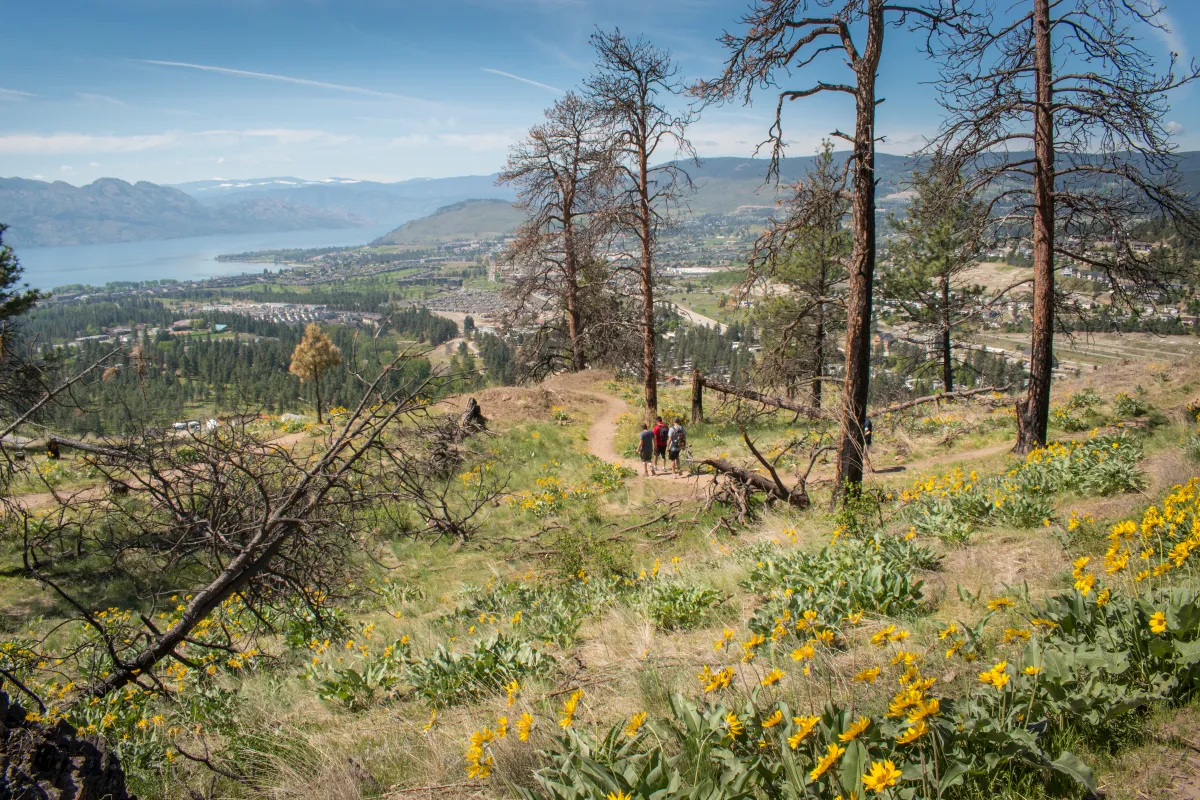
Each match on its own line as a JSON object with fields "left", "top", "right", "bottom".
{"left": 654, "top": 424, "right": 668, "bottom": 447}
{"left": 673, "top": 425, "right": 687, "bottom": 450}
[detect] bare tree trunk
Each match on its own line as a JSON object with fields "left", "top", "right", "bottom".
{"left": 812, "top": 291, "right": 826, "bottom": 412}
{"left": 1015, "top": 0, "right": 1055, "bottom": 455}
{"left": 563, "top": 211, "right": 584, "bottom": 371}
{"left": 941, "top": 277, "right": 954, "bottom": 393}
{"left": 314, "top": 373, "right": 324, "bottom": 424}
{"left": 691, "top": 369, "right": 704, "bottom": 423}
{"left": 639, "top": 148, "right": 658, "bottom": 423}
{"left": 834, "top": 0, "right": 883, "bottom": 498}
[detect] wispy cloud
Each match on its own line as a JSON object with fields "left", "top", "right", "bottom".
{"left": 1149, "top": 11, "right": 1189, "bottom": 63}
{"left": 0, "top": 88, "right": 35, "bottom": 101}
{"left": 0, "top": 128, "right": 352, "bottom": 155}
{"left": 77, "top": 92, "right": 129, "bottom": 107}
{"left": 0, "top": 133, "right": 180, "bottom": 155}
{"left": 139, "top": 60, "right": 424, "bottom": 102}
{"left": 481, "top": 68, "right": 563, "bottom": 94}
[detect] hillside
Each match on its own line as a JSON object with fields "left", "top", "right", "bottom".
{"left": 0, "top": 177, "right": 367, "bottom": 247}
{"left": 6, "top": 354, "right": 1200, "bottom": 798}
{"left": 371, "top": 198, "right": 524, "bottom": 244}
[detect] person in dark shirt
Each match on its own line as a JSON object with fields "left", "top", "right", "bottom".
{"left": 638, "top": 423, "right": 655, "bottom": 476}
{"left": 862, "top": 415, "right": 873, "bottom": 472}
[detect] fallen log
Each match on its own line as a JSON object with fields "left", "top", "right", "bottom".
{"left": 692, "top": 456, "right": 810, "bottom": 509}
{"left": 46, "top": 435, "right": 126, "bottom": 459}
{"left": 697, "top": 376, "right": 821, "bottom": 417}
{"left": 876, "top": 384, "right": 1013, "bottom": 416}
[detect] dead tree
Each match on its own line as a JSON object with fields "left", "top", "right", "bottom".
{"left": 586, "top": 29, "right": 696, "bottom": 424}
{"left": 498, "top": 92, "right": 619, "bottom": 374}
{"left": 695, "top": 429, "right": 834, "bottom": 515}
{"left": 694, "top": 0, "right": 964, "bottom": 498}
{"left": 694, "top": 373, "right": 821, "bottom": 418}
{"left": 9, "top": 359, "right": 506, "bottom": 704}
{"left": 925, "top": 0, "right": 1199, "bottom": 452}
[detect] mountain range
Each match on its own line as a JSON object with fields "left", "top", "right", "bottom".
{"left": 5, "top": 151, "right": 1199, "bottom": 248}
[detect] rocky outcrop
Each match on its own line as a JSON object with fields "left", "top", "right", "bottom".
{"left": 0, "top": 690, "right": 136, "bottom": 800}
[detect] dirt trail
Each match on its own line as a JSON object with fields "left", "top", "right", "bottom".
{"left": 880, "top": 440, "right": 1016, "bottom": 476}
{"left": 548, "top": 376, "right": 707, "bottom": 500}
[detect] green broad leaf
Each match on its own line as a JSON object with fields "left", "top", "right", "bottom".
{"left": 939, "top": 761, "right": 970, "bottom": 792}
{"left": 838, "top": 740, "right": 869, "bottom": 797}
{"left": 1175, "top": 639, "right": 1200, "bottom": 665}
{"left": 1049, "top": 751, "right": 1097, "bottom": 791}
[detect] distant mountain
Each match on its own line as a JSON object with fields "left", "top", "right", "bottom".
{"left": 372, "top": 199, "right": 524, "bottom": 245}
{"left": 171, "top": 174, "right": 518, "bottom": 228}
{"left": 0, "top": 177, "right": 368, "bottom": 248}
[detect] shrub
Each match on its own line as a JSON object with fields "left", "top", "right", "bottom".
{"left": 406, "top": 633, "right": 554, "bottom": 707}
{"left": 645, "top": 582, "right": 725, "bottom": 631}
{"left": 743, "top": 535, "right": 939, "bottom": 637}
{"left": 1114, "top": 390, "right": 1150, "bottom": 418}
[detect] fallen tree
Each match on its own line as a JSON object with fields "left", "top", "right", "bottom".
{"left": 692, "top": 374, "right": 820, "bottom": 418}
{"left": 875, "top": 383, "right": 1013, "bottom": 416}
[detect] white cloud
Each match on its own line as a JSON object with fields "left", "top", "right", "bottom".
{"left": 77, "top": 92, "right": 129, "bottom": 107}
{"left": 438, "top": 131, "right": 519, "bottom": 151}
{"left": 89, "top": 162, "right": 101, "bottom": 167}
{"left": 0, "top": 132, "right": 179, "bottom": 155}
{"left": 390, "top": 134, "right": 432, "bottom": 147}
{"left": 216, "top": 157, "right": 225, "bottom": 164}
{"left": 1149, "top": 11, "right": 1189, "bottom": 62}
{"left": 0, "top": 88, "right": 35, "bottom": 101}
{"left": 32, "top": 174, "right": 45, "bottom": 180}
{"left": 140, "top": 60, "right": 426, "bottom": 102}
{"left": 61, "top": 165, "right": 74, "bottom": 172}
{"left": 1167, "top": 120, "right": 1185, "bottom": 136}
{"left": 481, "top": 68, "right": 563, "bottom": 94}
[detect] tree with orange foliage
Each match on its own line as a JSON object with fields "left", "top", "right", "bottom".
{"left": 289, "top": 324, "right": 341, "bottom": 423}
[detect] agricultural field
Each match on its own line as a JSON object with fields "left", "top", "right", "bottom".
{"left": 3, "top": 358, "right": 1200, "bottom": 800}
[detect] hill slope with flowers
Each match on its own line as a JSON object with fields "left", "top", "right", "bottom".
{"left": 5, "top": 359, "right": 1200, "bottom": 800}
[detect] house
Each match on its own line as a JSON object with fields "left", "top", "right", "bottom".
{"left": 171, "top": 319, "right": 192, "bottom": 332}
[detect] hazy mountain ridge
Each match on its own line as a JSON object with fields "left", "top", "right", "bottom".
{"left": 7, "top": 150, "right": 1200, "bottom": 248}
{"left": 0, "top": 177, "right": 369, "bottom": 248}
{"left": 371, "top": 199, "right": 524, "bottom": 244}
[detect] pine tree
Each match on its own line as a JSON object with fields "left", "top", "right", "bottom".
{"left": 289, "top": 324, "right": 342, "bottom": 424}
{"left": 880, "top": 155, "right": 987, "bottom": 393}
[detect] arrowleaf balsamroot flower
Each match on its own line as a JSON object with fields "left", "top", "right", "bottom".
{"left": 760, "top": 668, "right": 786, "bottom": 686}
{"left": 724, "top": 712, "right": 744, "bottom": 738}
{"left": 788, "top": 714, "right": 820, "bottom": 749}
{"left": 515, "top": 713, "right": 534, "bottom": 741}
{"left": 809, "top": 743, "right": 845, "bottom": 780}
{"left": 623, "top": 711, "right": 647, "bottom": 738}
{"left": 896, "top": 719, "right": 928, "bottom": 744}
{"left": 853, "top": 667, "right": 880, "bottom": 684}
{"left": 1150, "top": 611, "right": 1167, "bottom": 634}
{"left": 862, "top": 759, "right": 902, "bottom": 793}
{"left": 761, "top": 709, "right": 783, "bottom": 729}
{"left": 838, "top": 716, "right": 871, "bottom": 742}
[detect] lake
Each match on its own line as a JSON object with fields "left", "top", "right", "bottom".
{"left": 18, "top": 225, "right": 396, "bottom": 291}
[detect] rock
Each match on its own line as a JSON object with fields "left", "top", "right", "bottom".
{"left": 0, "top": 690, "right": 137, "bottom": 800}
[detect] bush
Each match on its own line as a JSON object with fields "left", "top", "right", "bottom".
{"left": 645, "top": 582, "right": 725, "bottom": 631}
{"left": 1114, "top": 390, "right": 1150, "bottom": 418}
{"left": 743, "top": 535, "right": 940, "bottom": 637}
{"left": 406, "top": 633, "right": 554, "bottom": 707}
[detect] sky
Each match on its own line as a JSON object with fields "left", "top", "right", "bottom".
{"left": 2, "top": 0, "right": 1198, "bottom": 187}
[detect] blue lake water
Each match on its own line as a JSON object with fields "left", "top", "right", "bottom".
{"left": 18, "top": 225, "right": 395, "bottom": 291}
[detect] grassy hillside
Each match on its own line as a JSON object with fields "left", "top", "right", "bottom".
{"left": 372, "top": 198, "right": 524, "bottom": 244}
{"left": 7, "top": 355, "right": 1200, "bottom": 799}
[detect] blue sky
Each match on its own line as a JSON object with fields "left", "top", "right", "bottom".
{"left": 2, "top": 0, "right": 1197, "bottom": 186}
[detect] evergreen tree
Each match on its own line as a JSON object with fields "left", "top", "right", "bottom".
{"left": 289, "top": 324, "right": 342, "bottom": 424}
{"left": 880, "top": 155, "right": 987, "bottom": 393}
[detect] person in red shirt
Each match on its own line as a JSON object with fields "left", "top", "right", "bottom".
{"left": 651, "top": 416, "right": 668, "bottom": 475}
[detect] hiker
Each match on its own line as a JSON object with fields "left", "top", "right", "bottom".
{"left": 638, "top": 422, "right": 655, "bottom": 477}
{"left": 862, "top": 414, "right": 873, "bottom": 472}
{"left": 667, "top": 417, "right": 687, "bottom": 477}
{"left": 652, "top": 415, "right": 669, "bottom": 474}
